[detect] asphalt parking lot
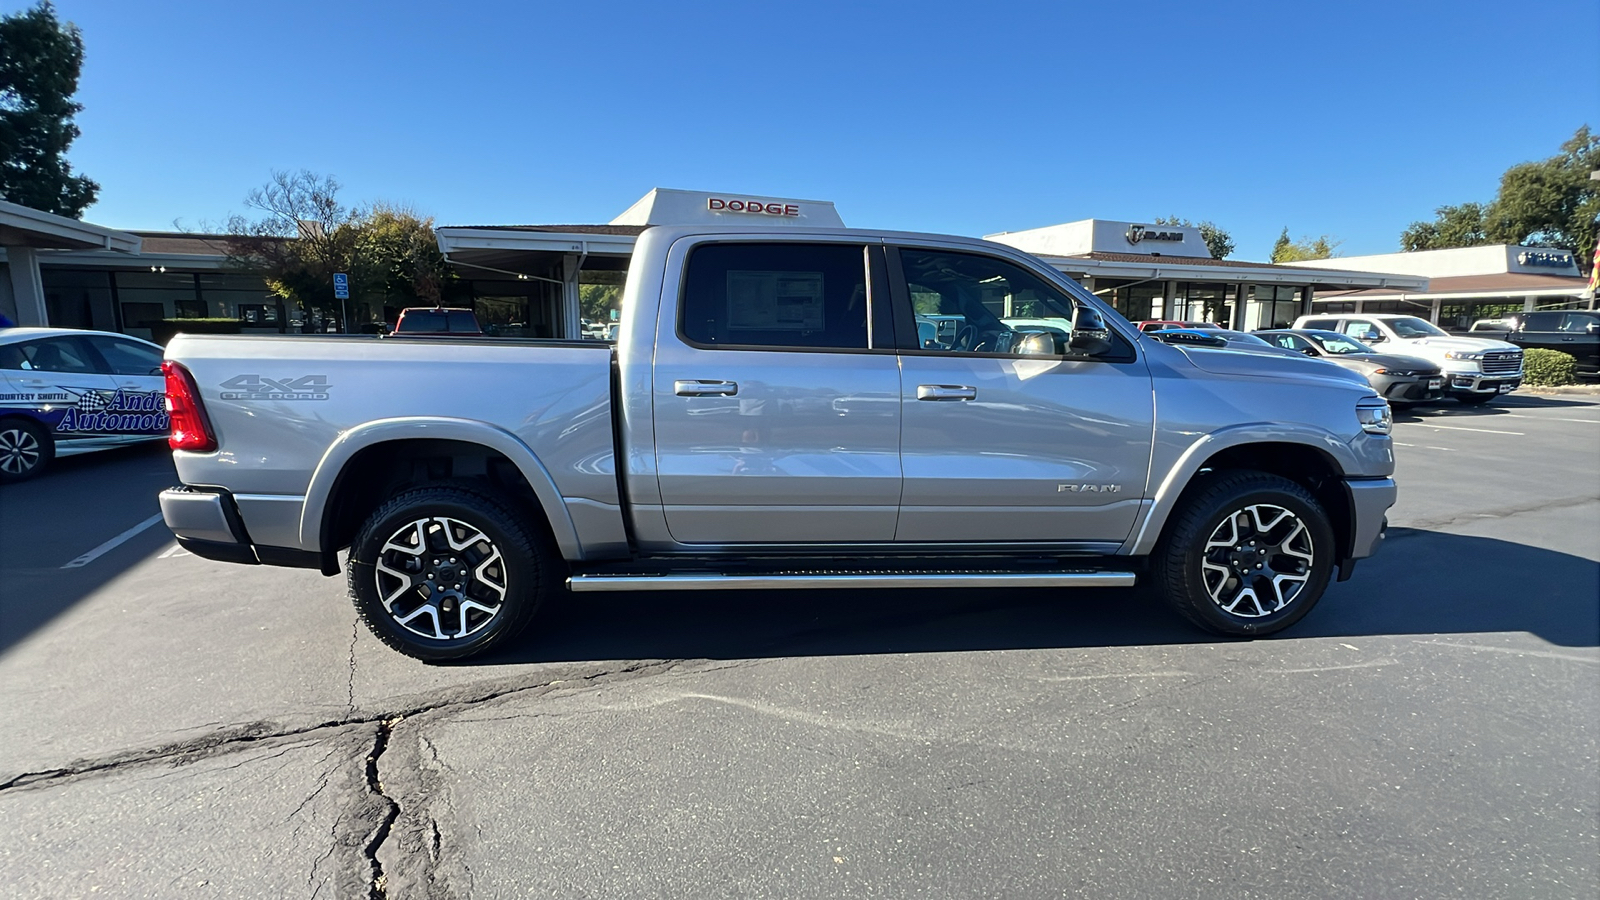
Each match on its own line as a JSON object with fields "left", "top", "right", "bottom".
{"left": 1, "top": 393, "right": 1596, "bottom": 899}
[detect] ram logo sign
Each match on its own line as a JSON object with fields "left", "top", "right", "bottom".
{"left": 220, "top": 374, "right": 331, "bottom": 401}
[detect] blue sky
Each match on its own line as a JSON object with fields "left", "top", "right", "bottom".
{"left": 32, "top": 0, "right": 1600, "bottom": 260}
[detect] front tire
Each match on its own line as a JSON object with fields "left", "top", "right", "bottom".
{"left": 1151, "top": 472, "right": 1335, "bottom": 637}
{"left": 0, "top": 418, "right": 53, "bottom": 484}
{"left": 347, "top": 486, "right": 551, "bottom": 661}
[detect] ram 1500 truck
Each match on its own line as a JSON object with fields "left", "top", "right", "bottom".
{"left": 1292, "top": 312, "right": 1524, "bottom": 405}
{"left": 159, "top": 225, "right": 1397, "bottom": 660}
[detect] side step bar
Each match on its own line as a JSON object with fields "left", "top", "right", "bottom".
{"left": 568, "top": 571, "right": 1137, "bottom": 593}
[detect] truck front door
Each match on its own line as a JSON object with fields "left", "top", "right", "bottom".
{"left": 888, "top": 246, "right": 1154, "bottom": 544}
{"left": 650, "top": 240, "right": 902, "bottom": 544}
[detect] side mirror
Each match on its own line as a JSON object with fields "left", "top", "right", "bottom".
{"left": 1069, "top": 308, "right": 1113, "bottom": 357}
{"left": 1586, "top": 322, "right": 1600, "bottom": 335}
{"left": 1013, "top": 332, "right": 1057, "bottom": 357}
{"left": 1302, "top": 347, "right": 1318, "bottom": 357}
{"left": 1362, "top": 331, "right": 1383, "bottom": 342}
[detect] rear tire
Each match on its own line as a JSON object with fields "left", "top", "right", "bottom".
{"left": 347, "top": 486, "right": 552, "bottom": 661}
{"left": 0, "top": 418, "right": 53, "bottom": 484}
{"left": 1151, "top": 471, "right": 1335, "bottom": 637}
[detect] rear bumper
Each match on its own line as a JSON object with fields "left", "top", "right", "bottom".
{"left": 159, "top": 486, "right": 337, "bottom": 574}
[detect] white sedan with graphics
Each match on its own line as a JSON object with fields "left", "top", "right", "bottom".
{"left": 0, "top": 327, "right": 169, "bottom": 482}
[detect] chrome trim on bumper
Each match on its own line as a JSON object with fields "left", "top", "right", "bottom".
{"left": 568, "top": 571, "right": 1137, "bottom": 592}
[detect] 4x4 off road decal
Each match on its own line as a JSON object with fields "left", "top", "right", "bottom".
{"left": 220, "top": 374, "right": 331, "bottom": 401}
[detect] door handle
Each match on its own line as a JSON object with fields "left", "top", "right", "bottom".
{"left": 916, "top": 384, "right": 977, "bottom": 401}
{"left": 674, "top": 379, "right": 739, "bottom": 397}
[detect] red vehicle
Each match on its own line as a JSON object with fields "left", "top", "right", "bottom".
{"left": 1137, "top": 319, "right": 1225, "bottom": 333}
{"left": 392, "top": 307, "right": 484, "bottom": 336}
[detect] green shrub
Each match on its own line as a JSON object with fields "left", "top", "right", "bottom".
{"left": 1522, "top": 348, "right": 1577, "bottom": 386}
{"left": 150, "top": 317, "right": 242, "bottom": 345}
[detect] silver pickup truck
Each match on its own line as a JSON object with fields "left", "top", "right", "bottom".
{"left": 159, "top": 225, "right": 1396, "bottom": 660}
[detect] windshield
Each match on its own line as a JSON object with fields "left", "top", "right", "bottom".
{"left": 1309, "top": 332, "right": 1371, "bottom": 355}
{"left": 1388, "top": 316, "right": 1447, "bottom": 338}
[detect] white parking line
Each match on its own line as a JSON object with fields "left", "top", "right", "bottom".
{"left": 62, "top": 514, "right": 164, "bottom": 569}
{"left": 1402, "top": 423, "right": 1525, "bottom": 435}
{"left": 158, "top": 544, "right": 192, "bottom": 559}
{"left": 1496, "top": 414, "right": 1600, "bottom": 424}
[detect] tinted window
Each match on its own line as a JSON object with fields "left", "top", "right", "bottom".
{"left": 681, "top": 243, "right": 869, "bottom": 350}
{"left": 1560, "top": 313, "right": 1600, "bottom": 333}
{"left": 898, "top": 248, "right": 1082, "bottom": 356}
{"left": 88, "top": 336, "right": 163, "bottom": 376}
{"left": 1299, "top": 318, "right": 1338, "bottom": 331}
{"left": 11, "top": 337, "right": 99, "bottom": 373}
{"left": 397, "top": 311, "right": 480, "bottom": 333}
{"left": 1522, "top": 312, "right": 1561, "bottom": 331}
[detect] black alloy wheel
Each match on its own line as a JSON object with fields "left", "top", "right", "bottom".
{"left": 1151, "top": 471, "right": 1335, "bottom": 636}
{"left": 0, "top": 418, "right": 52, "bottom": 484}
{"left": 347, "top": 486, "right": 552, "bottom": 661}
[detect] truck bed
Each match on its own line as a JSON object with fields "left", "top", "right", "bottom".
{"left": 165, "top": 334, "right": 620, "bottom": 552}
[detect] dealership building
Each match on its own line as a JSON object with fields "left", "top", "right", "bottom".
{"left": 2, "top": 188, "right": 1434, "bottom": 339}
{"left": 1284, "top": 244, "right": 1595, "bottom": 330}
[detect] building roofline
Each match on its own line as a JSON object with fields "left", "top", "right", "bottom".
{"left": 0, "top": 199, "right": 142, "bottom": 252}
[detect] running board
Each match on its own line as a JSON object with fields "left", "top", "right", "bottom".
{"left": 567, "top": 571, "right": 1137, "bottom": 592}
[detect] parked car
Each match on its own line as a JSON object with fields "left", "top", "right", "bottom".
{"left": 1293, "top": 313, "right": 1522, "bottom": 405}
{"left": 159, "top": 225, "right": 1395, "bottom": 661}
{"left": 392, "top": 307, "right": 485, "bottom": 336}
{"left": 1148, "top": 328, "right": 1314, "bottom": 360}
{"left": 1467, "top": 311, "right": 1599, "bottom": 377}
{"left": 1257, "top": 329, "right": 1443, "bottom": 405}
{"left": 0, "top": 328, "right": 168, "bottom": 482}
{"left": 1137, "top": 319, "right": 1224, "bottom": 333}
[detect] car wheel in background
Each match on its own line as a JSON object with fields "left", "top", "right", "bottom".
{"left": 0, "top": 417, "right": 53, "bottom": 484}
{"left": 1151, "top": 471, "right": 1335, "bottom": 637}
{"left": 346, "top": 485, "right": 553, "bottom": 662}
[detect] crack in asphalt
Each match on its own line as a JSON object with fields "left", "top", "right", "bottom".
{"left": 1396, "top": 494, "right": 1599, "bottom": 532}
{"left": 364, "top": 718, "right": 400, "bottom": 900}
{"left": 347, "top": 619, "right": 360, "bottom": 716}
{"left": 0, "top": 658, "right": 683, "bottom": 793}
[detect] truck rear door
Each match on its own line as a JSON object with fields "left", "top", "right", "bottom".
{"left": 650, "top": 239, "right": 902, "bottom": 544}
{"left": 887, "top": 245, "right": 1154, "bottom": 544}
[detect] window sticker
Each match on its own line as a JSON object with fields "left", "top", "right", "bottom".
{"left": 726, "top": 270, "right": 825, "bottom": 332}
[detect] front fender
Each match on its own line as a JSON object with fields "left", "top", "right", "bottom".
{"left": 1122, "top": 423, "right": 1359, "bottom": 556}
{"left": 300, "top": 417, "right": 583, "bottom": 560}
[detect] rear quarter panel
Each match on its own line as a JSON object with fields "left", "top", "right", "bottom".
{"left": 166, "top": 335, "right": 618, "bottom": 549}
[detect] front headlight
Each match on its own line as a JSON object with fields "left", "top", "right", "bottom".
{"left": 1444, "top": 350, "right": 1484, "bottom": 360}
{"left": 1356, "top": 398, "right": 1392, "bottom": 435}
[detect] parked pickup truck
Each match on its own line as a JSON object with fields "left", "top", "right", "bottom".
{"left": 1293, "top": 313, "right": 1523, "bottom": 405}
{"left": 159, "top": 225, "right": 1397, "bottom": 660}
{"left": 1468, "top": 311, "right": 1600, "bottom": 378}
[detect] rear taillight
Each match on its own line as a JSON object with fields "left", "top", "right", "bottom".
{"left": 162, "top": 361, "right": 217, "bottom": 452}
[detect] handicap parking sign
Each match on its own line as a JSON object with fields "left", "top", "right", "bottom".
{"left": 333, "top": 273, "right": 349, "bottom": 300}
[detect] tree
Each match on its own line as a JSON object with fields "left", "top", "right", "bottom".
{"left": 1399, "top": 127, "right": 1599, "bottom": 272}
{"left": 0, "top": 1, "right": 98, "bottom": 217}
{"left": 1270, "top": 227, "right": 1342, "bottom": 263}
{"left": 1486, "top": 126, "right": 1598, "bottom": 272}
{"left": 1155, "top": 216, "right": 1235, "bottom": 259}
{"left": 219, "top": 171, "right": 457, "bottom": 328}
{"left": 1400, "top": 202, "right": 1489, "bottom": 251}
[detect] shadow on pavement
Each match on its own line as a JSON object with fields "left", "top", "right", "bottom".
{"left": 466, "top": 527, "right": 1598, "bottom": 666}
{"left": 1394, "top": 393, "right": 1599, "bottom": 422}
{"left": 0, "top": 441, "right": 176, "bottom": 655}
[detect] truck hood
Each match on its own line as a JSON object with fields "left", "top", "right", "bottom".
{"left": 1176, "top": 345, "right": 1372, "bottom": 388}
{"left": 1388, "top": 335, "right": 1520, "bottom": 354}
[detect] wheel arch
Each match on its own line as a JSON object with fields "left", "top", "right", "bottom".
{"left": 1127, "top": 430, "right": 1356, "bottom": 562}
{"left": 302, "top": 418, "right": 582, "bottom": 561}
